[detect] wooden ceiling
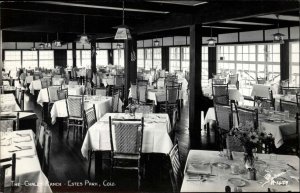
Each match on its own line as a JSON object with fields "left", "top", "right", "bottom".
{"left": 0, "top": 0, "right": 299, "bottom": 42}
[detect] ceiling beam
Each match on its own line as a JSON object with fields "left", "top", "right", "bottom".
{"left": 136, "top": 0, "right": 299, "bottom": 34}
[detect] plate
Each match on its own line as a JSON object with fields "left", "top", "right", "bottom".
{"left": 212, "top": 162, "right": 230, "bottom": 169}
{"left": 228, "top": 178, "right": 247, "bottom": 187}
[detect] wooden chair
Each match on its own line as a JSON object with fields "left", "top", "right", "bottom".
{"left": 16, "top": 88, "right": 25, "bottom": 111}
{"left": 168, "top": 144, "right": 183, "bottom": 193}
{"left": 93, "top": 87, "right": 107, "bottom": 96}
{"left": 228, "top": 74, "right": 239, "bottom": 89}
{"left": 135, "top": 103, "right": 155, "bottom": 114}
{"left": 36, "top": 122, "right": 52, "bottom": 176}
{"left": 45, "top": 86, "right": 61, "bottom": 123}
{"left": 131, "top": 83, "right": 139, "bottom": 104}
{"left": 279, "top": 99, "right": 299, "bottom": 117}
{"left": 66, "top": 95, "right": 85, "bottom": 139}
{"left": 138, "top": 84, "right": 148, "bottom": 104}
{"left": 84, "top": 105, "right": 97, "bottom": 179}
{"left": 0, "top": 153, "right": 16, "bottom": 193}
{"left": 214, "top": 101, "right": 233, "bottom": 150}
{"left": 257, "top": 77, "right": 267, "bottom": 84}
{"left": 0, "top": 112, "right": 19, "bottom": 131}
{"left": 112, "top": 90, "right": 120, "bottom": 113}
{"left": 212, "top": 83, "right": 229, "bottom": 105}
{"left": 41, "top": 79, "right": 49, "bottom": 88}
{"left": 282, "top": 87, "right": 300, "bottom": 95}
{"left": 57, "top": 88, "right": 68, "bottom": 100}
{"left": 212, "top": 78, "right": 226, "bottom": 84}
{"left": 236, "top": 106, "right": 259, "bottom": 131}
{"left": 137, "top": 79, "right": 148, "bottom": 86}
{"left": 109, "top": 116, "right": 144, "bottom": 191}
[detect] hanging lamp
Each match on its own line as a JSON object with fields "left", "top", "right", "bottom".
{"left": 154, "top": 39, "right": 160, "bottom": 46}
{"left": 207, "top": 27, "right": 216, "bottom": 47}
{"left": 38, "top": 36, "right": 45, "bottom": 49}
{"left": 53, "top": 32, "right": 62, "bottom": 47}
{"left": 79, "top": 15, "right": 90, "bottom": 44}
{"left": 114, "top": 0, "right": 132, "bottom": 40}
{"left": 45, "top": 34, "right": 51, "bottom": 48}
{"left": 273, "top": 15, "right": 284, "bottom": 44}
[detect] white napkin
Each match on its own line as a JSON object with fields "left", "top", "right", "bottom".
{"left": 186, "top": 162, "right": 211, "bottom": 175}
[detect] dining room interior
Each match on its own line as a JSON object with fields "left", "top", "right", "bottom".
{"left": 0, "top": 0, "right": 300, "bottom": 192}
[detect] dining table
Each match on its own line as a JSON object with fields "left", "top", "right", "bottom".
{"left": 0, "top": 93, "right": 21, "bottom": 112}
{"left": 202, "top": 84, "right": 244, "bottom": 103}
{"left": 81, "top": 112, "right": 173, "bottom": 159}
{"left": 50, "top": 95, "right": 123, "bottom": 124}
{"left": 180, "top": 150, "right": 299, "bottom": 192}
{"left": 204, "top": 106, "right": 296, "bottom": 149}
{"left": 0, "top": 130, "right": 52, "bottom": 193}
{"left": 36, "top": 85, "right": 85, "bottom": 106}
{"left": 251, "top": 84, "right": 279, "bottom": 98}
{"left": 128, "top": 87, "right": 184, "bottom": 105}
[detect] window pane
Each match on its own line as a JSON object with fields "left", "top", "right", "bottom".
{"left": 39, "top": 51, "right": 54, "bottom": 69}
{"left": 96, "top": 50, "right": 108, "bottom": 67}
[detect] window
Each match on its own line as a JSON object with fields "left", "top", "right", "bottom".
{"left": 145, "top": 48, "right": 153, "bottom": 70}
{"left": 67, "top": 50, "right": 73, "bottom": 69}
{"left": 169, "top": 47, "right": 181, "bottom": 73}
{"left": 96, "top": 50, "right": 108, "bottom": 67}
{"left": 290, "top": 42, "right": 299, "bottom": 86}
{"left": 81, "top": 50, "right": 91, "bottom": 69}
{"left": 181, "top": 47, "right": 190, "bottom": 72}
{"left": 39, "top": 51, "right": 54, "bottom": 69}
{"left": 4, "top": 51, "right": 21, "bottom": 73}
{"left": 217, "top": 43, "right": 280, "bottom": 96}
{"left": 113, "top": 49, "right": 124, "bottom": 67}
{"left": 153, "top": 48, "right": 162, "bottom": 70}
{"left": 202, "top": 46, "right": 209, "bottom": 87}
{"left": 137, "top": 49, "right": 144, "bottom": 69}
{"left": 22, "top": 51, "right": 38, "bottom": 69}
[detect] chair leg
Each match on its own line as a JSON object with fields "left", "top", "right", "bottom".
{"left": 66, "top": 121, "right": 70, "bottom": 139}
{"left": 88, "top": 151, "right": 93, "bottom": 180}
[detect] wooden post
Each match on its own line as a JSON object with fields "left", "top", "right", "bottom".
{"left": 208, "top": 47, "right": 217, "bottom": 79}
{"left": 189, "top": 23, "right": 203, "bottom": 149}
{"left": 280, "top": 41, "right": 289, "bottom": 81}
{"left": 124, "top": 36, "right": 137, "bottom": 107}
{"left": 91, "top": 41, "right": 96, "bottom": 85}
{"left": 72, "top": 42, "right": 76, "bottom": 68}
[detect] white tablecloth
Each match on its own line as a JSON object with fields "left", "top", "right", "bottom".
{"left": 29, "top": 80, "right": 42, "bottom": 94}
{"left": 37, "top": 86, "right": 85, "bottom": 106}
{"left": 50, "top": 96, "right": 123, "bottom": 124}
{"left": 204, "top": 107, "right": 296, "bottom": 148}
{"left": 25, "top": 76, "right": 34, "bottom": 84}
{"left": 181, "top": 150, "right": 299, "bottom": 192}
{"left": 102, "top": 77, "right": 115, "bottom": 87}
{"left": 251, "top": 84, "right": 279, "bottom": 98}
{"left": 0, "top": 93, "right": 21, "bottom": 112}
{"left": 128, "top": 88, "right": 184, "bottom": 105}
{"left": 81, "top": 113, "right": 173, "bottom": 158}
{"left": 0, "top": 130, "right": 52, "bottom": 193}
{"left": 202, "top": 85, "right": 244, "bottom": 103}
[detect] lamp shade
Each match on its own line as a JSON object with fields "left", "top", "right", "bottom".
{"left": 207, "top": 38, "right": 216, "bottom": 47}
{"left": 53, "top": 40, "right": 62, "bottom": 47}
{"left": 154, "top": 39, "right": 160, "bottom": 46}
{"left": 79, "top": 34, "right": 90, "bottom": 44}
{"left": 115, "top": 26, "right": 132, "bottom": 40}
{"left": 39, "top": 43, "right": 45, "bottom": 49}
{"left": 273, "top": 32, "right": 284, "bottom": 44}
{"left": 45, "top": 42, "right": 52, "bottom": 48}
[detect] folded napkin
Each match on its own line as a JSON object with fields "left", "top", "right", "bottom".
{"left": 186, "top": 162, "right": 211, "bottom": 175}
{"left": 13, "top": 136, "right": 32, "bottom": 143}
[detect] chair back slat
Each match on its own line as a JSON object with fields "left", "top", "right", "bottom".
{"left": 85, "top": 105, "right": 97, "bottom": 129}
{"left": 47, "top": 86, "right": 60, "bottom": 102}
{"left": 166, "top": 86, "right": 179, "bottom": 104}
{"left": 66, "top": 95, "right": 84, "bottom": 118}
{"left": 57, "top": 88, "right": 68, "bottom": 100}
{"left": 109, "top": 117, "right": 144, "bottom": 155}
{"left": 280, "top": 99, "right": 299, "bottom": 117}
{"left": 138, "top": 85, "right": 147, "bottom": 103}
{"left": 169, "top": 144, "right": 182, "bottom": 193}
{"left": 236, "top": 106, "right": 258, "bottom": 131}
{"left": 214, "top": 104, "right": 232, "bottom": 131}
{"left": 135, "top": 104, "right": 154, "bottom": 114}
{"left": 112, "top": 91, "right": 120, "bottom": 113}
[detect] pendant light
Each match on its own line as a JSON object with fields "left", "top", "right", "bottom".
{"left": 154, "top": 39, "right": 160, "bottom": 46}
{"left": 53, "top": 32, "right": 62, "bottom": 47}
{"left": 96, "top": 42, "right": 100, "bottom": 50}
{"left": 79, "top": 15, "right": 90, "bottom": 44}
{"left": 38, "top": 36, "right": 45, "bottom": 49}
{"left": 45, "top": 34, "right": 51, "bottom": 48}
{"left": 116, "top": 43, "right": 122, "bottom": 49}
{"left": 273, "top": 15, "right": 284, "bottom": 44}
{"left": 114, "top": 0, "right": 132, "bottom": 40}
{"left": 207, "top": 27, "right": 216, "bottom": 47}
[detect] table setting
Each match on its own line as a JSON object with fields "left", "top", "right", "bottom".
{"left": 0, "top": 93, "right": 21, "bottom": 112}
{"left": 0, "top": 130, "right": 52, "bottom": 193}
{"left": 81, "top": 113, "right": 173, "bottom": 158}
{"left": 181, "top": 150, "right": 299, "bottom": 192}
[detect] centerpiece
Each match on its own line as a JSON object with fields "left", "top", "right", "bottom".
{"left": 228, "top": 121, "right": 274, "bottom": 180}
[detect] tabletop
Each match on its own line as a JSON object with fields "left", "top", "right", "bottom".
{"left": 181, "top": 150, "right": 299, "bottom": 192}
{"left": 81, "top": 113, "right": 173, "bottom": 158}
{"left": 0, "top": 130, "right": 52, "bottom": 193}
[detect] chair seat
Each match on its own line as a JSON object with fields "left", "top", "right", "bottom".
{"left": 113, "top": 153, "right": 140, "bottom": 160}
{"left": 68, "top": 117, "right": 84, "bottom": 121}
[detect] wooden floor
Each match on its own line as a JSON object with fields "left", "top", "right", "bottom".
{"left": 23, "top": 91, "right": 219, "bottom": 192}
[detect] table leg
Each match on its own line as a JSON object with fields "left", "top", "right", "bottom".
{"left": 95, "top": 151, "right": 103, "bottom": 182}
